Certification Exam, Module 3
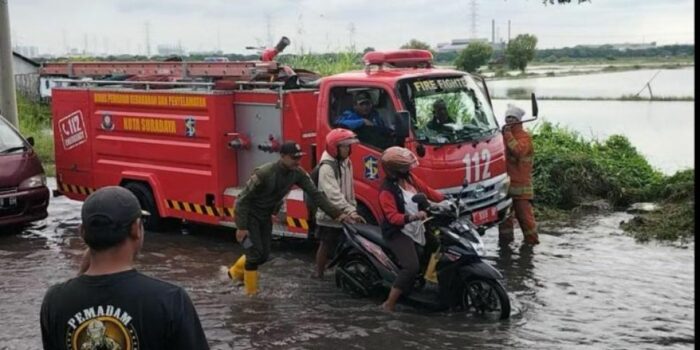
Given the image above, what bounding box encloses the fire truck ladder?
[40,60,281,80]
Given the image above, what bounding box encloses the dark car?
[0,114,49,228]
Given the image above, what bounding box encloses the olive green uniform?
[235,161,342,269]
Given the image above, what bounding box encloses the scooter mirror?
[411,193,430,211]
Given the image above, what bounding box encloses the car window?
[0,118,26,153]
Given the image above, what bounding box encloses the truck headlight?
[19,174,46,190]
[498,176,510,198]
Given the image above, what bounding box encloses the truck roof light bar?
[362,50,433,71]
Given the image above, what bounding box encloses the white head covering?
[505,104,526,121]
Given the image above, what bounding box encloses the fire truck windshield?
[398,75,499,145]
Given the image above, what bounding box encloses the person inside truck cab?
[335,91,394,149]
[427,99,452,132]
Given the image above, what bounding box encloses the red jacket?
[379,174,445,228]
[503,124,534,199]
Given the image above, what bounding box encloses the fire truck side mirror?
[394,111,410,142]
[531,92,539,118]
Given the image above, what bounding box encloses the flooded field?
[488,67,695,176]
[491,99,694,175]
[487,67,695,99]
[0,179,694,349]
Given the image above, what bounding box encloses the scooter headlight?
[469,239,486,257]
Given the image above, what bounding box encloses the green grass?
[16,94,55,176]
[486,60,694,82]
[531,56,695,66]
[500,93,694,102]
[530,121,694,242]
[278,51,363,76]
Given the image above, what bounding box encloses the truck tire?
[123,182,170,232]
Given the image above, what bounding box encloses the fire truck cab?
[46,49,511,237]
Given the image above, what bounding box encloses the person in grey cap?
[40,186,209,349]
[228,141,354,296]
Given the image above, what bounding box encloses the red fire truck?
[44,46,514,238]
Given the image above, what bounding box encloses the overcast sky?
[8,0,695,56]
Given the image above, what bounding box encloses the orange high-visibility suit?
[499,123,539,245]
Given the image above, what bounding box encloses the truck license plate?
[1,197,17,208]
[472,206,498,226]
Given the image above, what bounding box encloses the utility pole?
[265,14,273,48]
[508,20,511,43]
[62,28,68,56]
[144,21,151,58]
[347,22,356,50]
[216,28,221,54]
[470,0,478,39]
[0,0,18,127]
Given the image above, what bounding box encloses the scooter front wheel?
[336,255,380,298]
[461,278,511,320]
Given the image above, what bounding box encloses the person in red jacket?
[499,104,540,246]
[378,146,445,312]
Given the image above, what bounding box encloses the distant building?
[13,45,39,59]
[157,44,187,56]
[436,38,505,53]
[190,50,224,56]
[12,51,40,75]
[12,51,41,100]
[578,42,657,51]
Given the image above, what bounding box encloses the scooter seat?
[345,223,388,247]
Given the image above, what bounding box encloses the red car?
[0,114,49,228]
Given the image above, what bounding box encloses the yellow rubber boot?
[227,255,246,282]
[244,269,259,296]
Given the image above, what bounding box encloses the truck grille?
[440,174,508,213]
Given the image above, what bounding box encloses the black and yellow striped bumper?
[165,199,234,218]
[59,183,95,196]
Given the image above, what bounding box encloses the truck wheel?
[356,203,377,226]
[123,182,170,232]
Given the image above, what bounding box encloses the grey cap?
[81,186,148,233]
[505,104,526,121]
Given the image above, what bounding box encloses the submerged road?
[0,183,694,349]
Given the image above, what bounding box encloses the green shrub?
[531,121,665,208]
[16,94,54,175]
[278,51,363,76]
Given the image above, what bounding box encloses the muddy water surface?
[0,180,694,349]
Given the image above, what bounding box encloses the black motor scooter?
[329,183,511,319]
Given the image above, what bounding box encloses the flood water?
[0,179,694,349]
[487,67,695,99]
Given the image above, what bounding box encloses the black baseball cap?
[81,186,149,250]
[279,141,306,158]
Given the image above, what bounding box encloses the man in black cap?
[40,186,209,349]
[229,141,353,296]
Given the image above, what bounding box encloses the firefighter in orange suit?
[498,104,540,246]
